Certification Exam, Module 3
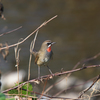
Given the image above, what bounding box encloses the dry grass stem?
[0,43,9,60]
[27,30,39,98]
[14,40,21,94]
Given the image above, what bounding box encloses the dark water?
[0,0,100,95]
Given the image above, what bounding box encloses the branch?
[2,64,100,93]
[27,30,39,97]
[5,88,79,100]
[44,52,100,94]
[4,76,97,100]
[78,75,100,98]
[0,15,57,50]
[0,26,22,37]
[53,76,97,97]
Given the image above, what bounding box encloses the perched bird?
[32,40,55,78]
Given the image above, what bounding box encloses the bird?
[32,40,55,78]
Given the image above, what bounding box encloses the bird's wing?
[32,50,37,57]
[35,53,39,64]
[32,50,39,64]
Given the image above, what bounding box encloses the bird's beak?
[48,42,56,47]
[51,42,56,45]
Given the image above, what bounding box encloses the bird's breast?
[37,50,52,66]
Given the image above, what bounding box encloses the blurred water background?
[0,0,100,98]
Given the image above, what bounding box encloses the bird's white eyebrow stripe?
[48,44,51,47]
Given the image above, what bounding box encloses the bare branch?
[44,52,100,94]
[0,26,22,37]
[2,64,100,94]
[78,75,100,98]
[28,30,39,81]
[14,40,21,94]
[5,89,79,100]
[53,76,97,97]
[0,15,58,50]
[27,30,39,98]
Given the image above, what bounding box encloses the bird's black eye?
[47,43,51,46]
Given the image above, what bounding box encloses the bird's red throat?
[47,46,51,52]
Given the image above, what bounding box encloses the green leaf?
[0,93,6,100]
[6,98,15,100]
[8,82,34,97]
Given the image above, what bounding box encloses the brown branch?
[14,40,21,94]
[52,64,100,77]
[53,76,97,97]
[39,79,48,100]
[4,86,79,100]
[44,52,100,94]
[70,52,100,72]
[5,93,37,99]
[78,75,100,98]
[89,93,100,98]
[0,26,22,37]
[28,30,39,81]
[0,15,57,50]
[65,52,100,80]
[27,30,39,97]
[40,96,79,100]
[2,64,100,94]
[5,89,79,100]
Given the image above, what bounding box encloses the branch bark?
[2,64,100,93]
[78,75,100,98]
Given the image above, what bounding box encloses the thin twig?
[27,30,39,98]
[78,75,100,98]
[53,76,97,97]
[0,15,57,50]
[0,26,22,37]
[14,40,21,94]
[28,30,39,81]
[4,87,79,100]
[39,79,48,100]
[5,89,79,100]
[3,76,99,100]
[44,52,100,94]
[67,52,100,78]
[2,64,100,94]
[5,93,37,99]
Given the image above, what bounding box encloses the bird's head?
[40,40,56,52]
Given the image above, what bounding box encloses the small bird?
[32,40,55,78]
